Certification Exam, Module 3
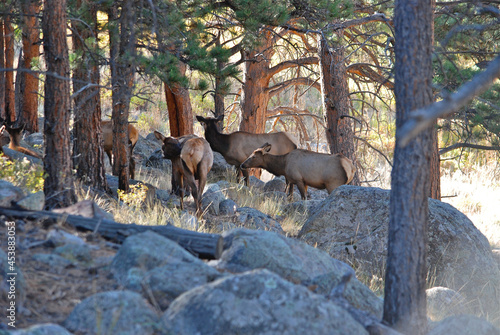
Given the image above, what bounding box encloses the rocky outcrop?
[298,185,500,322]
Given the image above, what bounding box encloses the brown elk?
[241,143,356,200]
[101,120,139,179]
[154,131,213,216]
[196,114,297,185]
[0,119,42,159]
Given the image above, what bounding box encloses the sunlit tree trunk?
[383,0,433,332]
[72,0,109,192]
[42,0,77,209]
[19,0,40,133]
[318,36,359,185]
[239,32,274,134]
[164,62,193,137]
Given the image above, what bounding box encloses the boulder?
[16,191,45,211]
[63,290,160,335]
[162,269,368,335]
[235,207,284,233]
[0,180,24,207]
[298,185,500,322]
[110,231,210,285]
[211,228,383,317]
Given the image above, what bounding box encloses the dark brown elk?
[154,131,213,216]
[241,143,356,200]
[0,120,42,159]
[196,114,297,185]
[101,120,139,179]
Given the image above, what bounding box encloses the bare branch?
[439,142,500,155]
[397,53,500,147]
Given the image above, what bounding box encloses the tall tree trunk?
[42,0,77,209]
[0,19,5,120]
[383,0,434,332]
[110,0,136,192]
[164,62,193,137]
[4,16,15,124]
[239,33,274,134]
[213,36,225,119]
[318,36,359,186]
[72,0,109,192]
[19,0,40,133]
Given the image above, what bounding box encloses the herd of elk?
[241,143,356,200]
[196,114,297,186]
[154,131,213,216]
[1,114,356,217]
[101,120,139,180]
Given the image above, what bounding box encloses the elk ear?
[154,130,166,142]
[262,143,272,153]
[215,114,224,123]
[195,115,206,124]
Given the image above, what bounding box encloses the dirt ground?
[1,215,119,330]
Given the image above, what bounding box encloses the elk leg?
[296,181,307,200]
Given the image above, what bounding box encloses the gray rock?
[248,176,265,189]
[201,183,226,215]
[139,262,222,310]
[53,243,92,266]
[63,290,160,335]
[263,178,287,192]
[144,148,170,170]
[427,287,468,322]
[208,151,233,179]
[47,229,86,247]
[32,254,73,272]
[235,207,284,233]
[110,231,207,286]
[298,185,500,322]
[428,315,500,335]
[24,133,44,147]
[11,323,73,335]
[162,269,368,335]
[219,199,238,216]
[16,191,45,211]
[212,228,383,317]
[0,180,24,207]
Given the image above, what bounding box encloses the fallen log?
[0,206,223,260]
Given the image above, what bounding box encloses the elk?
[196,114,297,185]
[0,120,42,159]
[241,143,356,200]
[101,120,139,179]
[154,131,213,216]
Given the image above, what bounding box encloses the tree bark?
[4,16,15,124]
[109,0,136,192]
[164,62,194,137]
[42,0,77,209]
[383,0,433,332]
[240,38,273,134]
[318,35,359,186]
[0,19,5,121]
[72,0,109,192]
[19,0,40,133]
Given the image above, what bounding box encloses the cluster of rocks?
[1,132,500,334]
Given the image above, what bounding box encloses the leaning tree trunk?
[318,35,359,186]
[383,0,434,332]
[4,16,15,124]
[72,0,109,192]
[42,0,77,209]
[164,62,193,137]
[19,0,40,133]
